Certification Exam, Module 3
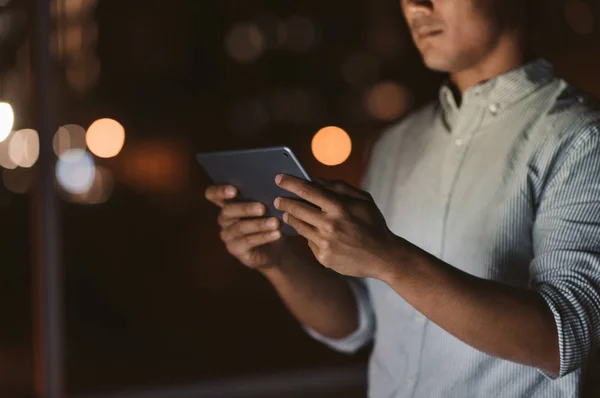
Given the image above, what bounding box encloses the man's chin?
[420,52,461,73]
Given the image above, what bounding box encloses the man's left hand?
[274,174,399,279]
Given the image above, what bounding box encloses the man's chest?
[375,109,543,283]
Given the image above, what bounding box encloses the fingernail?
[266,218,277,228]
[270,230,281,238]
[225,186,236,197]
[282,212,289,223]
[274,198,280,209]
[275,175,282,185]
[253,204,264,214]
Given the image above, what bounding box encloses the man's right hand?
[205,184,283,270]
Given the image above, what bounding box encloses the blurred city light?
[0,102,14,143]
[3,167,33,194]
[0,133,16,169]
[284,16,317,53]
[66,52,101,93]
[56,149,95,194]
[8,128,39,168]
[71,165,113,204]
[86,118,126,158]
[225,23,265,63]
[365,82,412,121]
[342,52,380,87]
[123,142,187,193]
[311,126,352,166]
[565,0,595,36]
[256,13,287,49]
[53,124,87,157]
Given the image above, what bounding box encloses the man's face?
[401,0,504,73]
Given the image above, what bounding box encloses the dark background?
[0,0,599,396]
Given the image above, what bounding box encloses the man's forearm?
[379,238,560,376]
[261,239,359,339]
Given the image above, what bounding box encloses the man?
[206,0,600,396]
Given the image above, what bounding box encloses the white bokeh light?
[8,128,39,168]
[54,124,87,157]
[56,149,95,194]
[0,102,14,143]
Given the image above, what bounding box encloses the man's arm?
[275,124,600,378]
[380,128,600,378]
[260,238,374,350]
[381,243,561,375]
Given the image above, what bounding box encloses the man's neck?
[450,32,527,94]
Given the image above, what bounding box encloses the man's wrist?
[374,235,419,285]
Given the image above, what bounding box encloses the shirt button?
[577,96,586,104]
[488,103,500,115]
[454,139,464,147]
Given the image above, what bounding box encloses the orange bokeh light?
[311,126,352,166]
[86,118,125,158]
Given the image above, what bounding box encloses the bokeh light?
[225,23,265,63]
[3,167,33,194]
[285,16,317,53]
[365,82,412,121]
[71,165,113,204]
[565,0,595,36]
[8,128,39,168]
[53,124,87,157]
[0,134,16,169]
[56,149,95,194]
[86,118,126,158]
[0,102,14,143]
[256,14,287,49]
[123,142,187,193]
[311,126,352,166]
[66,53,101,93]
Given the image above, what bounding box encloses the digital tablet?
[197,146,313,236]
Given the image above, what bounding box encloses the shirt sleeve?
[530,125,600,378]
[303,277,376,353]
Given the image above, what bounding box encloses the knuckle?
[299,186,311,199]
[317,250,330,264]
[321,221,336,235]
[319,238,331,250]
[244,234,258,248]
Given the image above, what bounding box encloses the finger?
[275,174,341,214]
[205,185,237,207]
[221,217,279,242]
[283,213,321,243]
[274,197,326,229]
[227,230,282,256]
[220,202,266,221]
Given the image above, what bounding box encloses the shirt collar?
[439,58,555,129]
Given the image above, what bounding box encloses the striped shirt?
[306,59,600,397]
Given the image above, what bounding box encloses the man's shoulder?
[532,80,600,165]
[544,80,600,138]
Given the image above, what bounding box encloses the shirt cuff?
[303,278,375,354]
[536,284,584,379]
